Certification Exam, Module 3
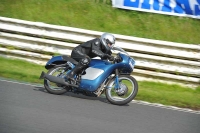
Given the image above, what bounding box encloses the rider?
[66,32,115,81]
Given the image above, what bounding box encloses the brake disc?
[116,83,128,96]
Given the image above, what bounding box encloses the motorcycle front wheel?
[44,66,70,95]
[105,75,138,105]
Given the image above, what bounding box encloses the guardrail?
[0,17,199,87]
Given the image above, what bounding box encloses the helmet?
[100,33,115,52]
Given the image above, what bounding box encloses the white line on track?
[131,100,200,114]
[0,79,42,87]
[1,79,200,114]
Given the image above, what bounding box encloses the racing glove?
[105,54,114,61]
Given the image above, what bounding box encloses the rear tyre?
[105,75,138,105]
[44,66,70,95]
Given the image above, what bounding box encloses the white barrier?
[0,17,199,86]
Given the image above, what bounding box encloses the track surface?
[0,80,199,133]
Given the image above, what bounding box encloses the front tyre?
[105,75,138,105]
[44,66,70,95]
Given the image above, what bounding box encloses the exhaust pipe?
[39,71,78,88]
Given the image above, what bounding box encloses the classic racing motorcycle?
[39,46,138,105]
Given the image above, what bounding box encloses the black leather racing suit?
[71,38,111,62]
[67,38,112,80]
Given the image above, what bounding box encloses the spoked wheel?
[44,66,71,95]
[105,75,138,105]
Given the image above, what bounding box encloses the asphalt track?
[0,80,200,133]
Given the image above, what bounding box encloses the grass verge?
[0,0,200,44]
[0,56,199,110]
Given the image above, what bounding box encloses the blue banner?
[112,0,200,19]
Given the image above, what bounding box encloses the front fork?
[114,69,120,90]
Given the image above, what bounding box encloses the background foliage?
[0,0,200,44]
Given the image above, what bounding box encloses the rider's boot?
[66,57,90,82]
[66,64,84,82]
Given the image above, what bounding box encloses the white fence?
[0,17,199,87]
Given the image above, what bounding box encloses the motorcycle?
[39,46,138,105]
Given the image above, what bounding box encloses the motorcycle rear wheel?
[105,75,138,105]
[44,66,70,95]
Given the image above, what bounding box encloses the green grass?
[136,81,200,110]
[0,0,200,44]
[0,56,200,110]
[0,57,45,84]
